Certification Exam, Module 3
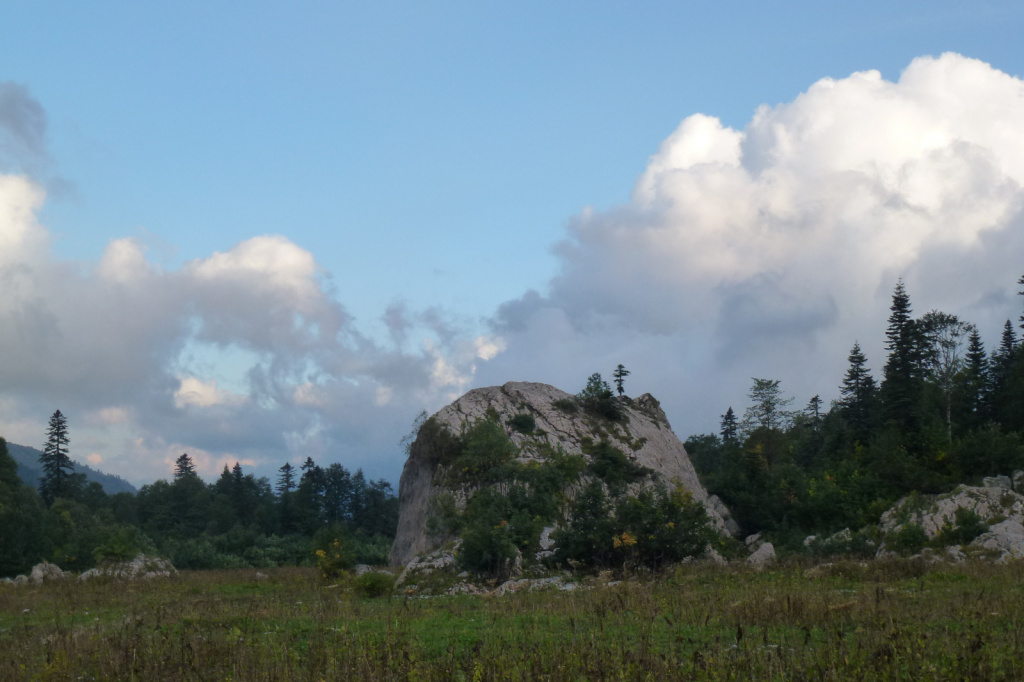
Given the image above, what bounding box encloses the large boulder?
[879,485,1024,560]
[390,381,736,567]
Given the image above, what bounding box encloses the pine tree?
[720,407,738,442]
[612,364,631,398]
[39,409,72,506]
[1019,274,1024,331]
[173,453,197,480]
[840,342,877,442]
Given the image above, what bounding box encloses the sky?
[1,1,1023,486]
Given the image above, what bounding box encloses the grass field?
[2,559,1024,680]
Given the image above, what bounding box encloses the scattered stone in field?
[78,554,177,582]
[747,543,775,568]
[254,572,269,581]
[30,562,66,584]
[744,533,764,553]
[492,577,574,596]
[880,485,1024,540]
[13,575,29,586]
[827,528,853,544]
[704,546,727,566]
[447,582,487,596]
[984,476,1012,489]
[395,550,457,586]
[946,545,965,562]
[803,535,816,547]
[353,564,372,576]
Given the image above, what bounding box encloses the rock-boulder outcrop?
[390,381,736,567]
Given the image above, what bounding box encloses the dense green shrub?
[888,523,929,556]
[554,482,714,570]
[577,373,624,421]
[935,507,988,546]
[584,439,650,491]
[509,413,536,434]
[353,571,395,598]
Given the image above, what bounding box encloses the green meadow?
[3,559,1024,680]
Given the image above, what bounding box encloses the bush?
[552,398,579,414]
[311,531,356,579]
[888,523,928,556]
[935,508,988,546]
[578,373,623,421]
[353,571,395,598]
[509,413,536,434]
[585,439,650,491]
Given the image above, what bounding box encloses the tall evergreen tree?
[880,280,926,431]
[277,462,296,495]
[612,364,630,398]
[1019,274,1024,331]
[173,453,197,480]
[962,327,990,429]
[720,407,738,443]
[840,341,876,440]
[39,410,73,506]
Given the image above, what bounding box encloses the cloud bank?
[0,171,497,482]
[482,53,1024,434]
[2,53,1023,483]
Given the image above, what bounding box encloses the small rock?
[353,564,372,576]
[1013,470,1024,491]
[254,572,269,581]
[704,546,727,566]
[983,475,1012,489]
[538,526,556,551]
[803,535,817,547]
[744,533,764,553]
[747,543,776,568]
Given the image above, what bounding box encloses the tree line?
[0,425,398,577]
[687,276,1024,550]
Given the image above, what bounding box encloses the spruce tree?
[880,280,926,431]
[39,409,72,506]
[720,407,738,442]
[741,378,794,433]
[277,462,296,495]
[840,341,877,441]
[963,327,989,428]
[173,453,197,480]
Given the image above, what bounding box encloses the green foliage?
[888,523,929,556]
[508,413,536,434]
[457,489,520,576]
[578,373,624,421]
[935,508,988,546]
[554,482,715,570]
[583,439,650,491]
[446,419,518,485]
[352,571,395,598]
[552,397,579,414]
[313,535,355,579]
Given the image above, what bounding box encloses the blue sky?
[2,2,1023,485]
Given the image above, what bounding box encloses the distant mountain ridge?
[6,441,138,496]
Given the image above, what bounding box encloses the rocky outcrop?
[879,483,1024,560]
[78,554,177,582]
[390,381,736,567]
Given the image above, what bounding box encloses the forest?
[0,431,398,577]
[687,276,1024,551]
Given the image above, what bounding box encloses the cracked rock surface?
[389,381,736,567]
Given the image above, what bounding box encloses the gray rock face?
[747,542,776,567]
[78,554,177,582]
[389,381,736,567]
[879,485,1024,560]
[30,562,65,584]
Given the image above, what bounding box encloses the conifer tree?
[741,378,794,433]
[840,341,876,441]
[962,327,989,428]
[277,462,296,495]
[880,280,926,431]
[39,409,72,506]
[612,364,630,398]
[719,407,738,442]
[173,453,197,480]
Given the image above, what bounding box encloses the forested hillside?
[6,442,136,495]
[0,440,398,577]
[687,277,1024,551]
